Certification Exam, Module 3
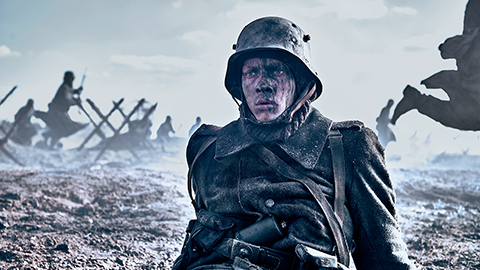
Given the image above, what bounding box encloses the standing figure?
[155,115,175,151]
[391,0,480,130]
[173,17,416,270]
[188,116,202,137]
[376,99,396,147]
[34,71,88,149]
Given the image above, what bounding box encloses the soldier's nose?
[256,86,274,93]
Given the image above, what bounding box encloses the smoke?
[384,117,480,170]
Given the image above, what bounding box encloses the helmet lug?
[225,17,323,104]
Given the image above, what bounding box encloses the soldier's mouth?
[255,99,276,110]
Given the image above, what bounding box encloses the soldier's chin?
[254,112,281,122]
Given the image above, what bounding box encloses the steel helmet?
[225,16,322,102]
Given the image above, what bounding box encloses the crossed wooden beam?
[77,98,124,151]
[0,91,32,166]
[77,98,158,163]
[119,102,157,150]
[0,86,158,166]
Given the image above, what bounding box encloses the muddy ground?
[392,167,480,270]
[0,141,479,269]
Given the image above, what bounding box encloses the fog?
[1,0,476,168]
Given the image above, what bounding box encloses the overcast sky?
[1,0,477,158]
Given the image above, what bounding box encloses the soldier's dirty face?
[241,58,296,122]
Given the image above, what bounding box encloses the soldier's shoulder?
[192,124,221,137]
[331,120,378,142]
[186,124,220,164]
[331,120,382,154]
[331,120,364,130]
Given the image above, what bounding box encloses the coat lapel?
[214,108,332,170]
[214,119,255,159]
[278,109,332,170]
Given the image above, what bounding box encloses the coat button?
[265,199,275,208]
[239,247,250,258]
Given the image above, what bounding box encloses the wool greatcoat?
[181,108,416,270]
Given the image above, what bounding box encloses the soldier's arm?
[340,124,416,270]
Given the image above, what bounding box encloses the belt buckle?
[231,239,260,263]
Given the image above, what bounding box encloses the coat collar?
[215,108,332,170]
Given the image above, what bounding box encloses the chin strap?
[288,80,316,120]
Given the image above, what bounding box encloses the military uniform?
[174,108,415,270]
[174,16,416,270]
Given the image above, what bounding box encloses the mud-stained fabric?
[180,107,416,270]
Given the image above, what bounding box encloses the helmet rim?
[224,16,323,102]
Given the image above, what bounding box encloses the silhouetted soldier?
[11,99,39,146]
[376,99,396,147]
[155,115,175,151]
[35,71,88,149]
[188,116,202,137]
[391,0,480,130]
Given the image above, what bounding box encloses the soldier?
[156,115,175,140]
[155,115,175,151]
[174,17,416,270]
[34,71,88,149]
[11,99,40,146]
[391,0,480,130]
[188,116,202,137]
[375,99,396,147]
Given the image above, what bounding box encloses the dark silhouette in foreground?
[391,0,480,131]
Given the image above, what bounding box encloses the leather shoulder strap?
[249,144,350,267]
[328,129,346,226]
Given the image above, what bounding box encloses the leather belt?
[214,238,295,270]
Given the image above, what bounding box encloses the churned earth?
[0,138,479,269]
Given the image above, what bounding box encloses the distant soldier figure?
[11,99,39,146]
[391,0,480,130]
[376,99,396,147]
[188,116,202,137]
[35,71,88,149]
[155,115,175,151]
[156,115,175,140]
